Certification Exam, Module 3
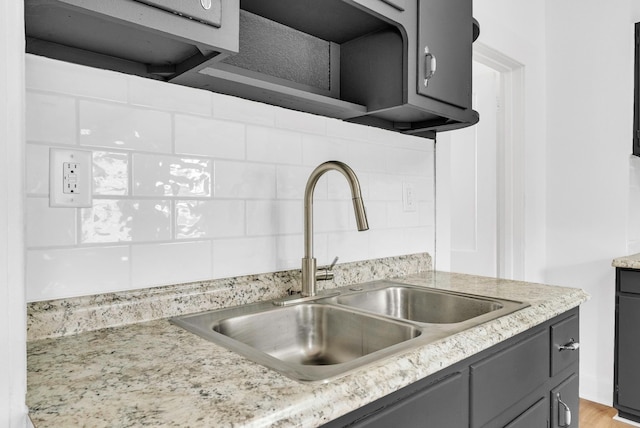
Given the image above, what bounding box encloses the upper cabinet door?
[417,0,472,109]
[133,0,222,27]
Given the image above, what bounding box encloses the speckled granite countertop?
[27,255,589,428]
[612,253,640,269]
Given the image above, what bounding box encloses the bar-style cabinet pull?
[423,46,437,87]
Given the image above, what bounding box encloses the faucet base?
[301,257,317,297]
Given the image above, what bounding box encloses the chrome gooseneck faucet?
[301,161,369,297]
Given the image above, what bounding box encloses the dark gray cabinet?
[352,371,468,428]
[416,0,472,109]
[25,0,239,80]
[504,397,548,428]
[324,308,580,428]
[24,0,479,138]
[346,0,479,138]
[615,268,640,423]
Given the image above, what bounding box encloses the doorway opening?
[435,42,525,280]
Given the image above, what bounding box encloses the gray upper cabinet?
[345,0,479,138]
[24,0,479,138]
[25,0,239,80]
[417,0,471,109]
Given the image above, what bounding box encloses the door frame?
[435,41,525,280]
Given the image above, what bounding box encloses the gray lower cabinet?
[352,371,468,428]
[615,268,640,423]
[324,308,580,428]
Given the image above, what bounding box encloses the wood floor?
[580,399,638,427]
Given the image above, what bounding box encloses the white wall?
[25,55,436,302]
[437,0,548,281]
[1,0,27,426]
[545,0,638,405]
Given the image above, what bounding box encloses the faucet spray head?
[352,197,369,231]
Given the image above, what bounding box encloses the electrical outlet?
[49,148,93,208]
[403,182,416,212]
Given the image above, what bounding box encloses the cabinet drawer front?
[619,269,640,294]
[550,314,580,376]
[470,330,549,428]
[134,0,222,27]
[504,397,548,428]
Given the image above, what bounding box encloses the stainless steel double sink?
[170,280,529,383]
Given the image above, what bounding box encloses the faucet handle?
[316,256,339,281]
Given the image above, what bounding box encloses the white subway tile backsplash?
[314,200,350,232]
[246,200,302,236]
[26,197,76,248]
[212,236,277,278]
[326,230,370,264]
[133,154,212,197]
[26,55,128,102]
[129,76,212,115]
[79,101,171,152]
[368,229,409,259]
[275,107,326,135]
[131,241,212,288]
[418,201,435,226]
[387,203,420,228]
[93,151,129,196]
[175,114,245,159]
[386,148,431,175]
[26,92,76,145]
[302,134,349,166]
[246,126,302,165]
[213,93,275,126]
[411,177,434,201]
[25,56,436,301]
[326,117,368,141]
[368,174,403,201]
[359,201,388,229]
[26,246,131,301]
[276,165,327,200]
[26,144,50,195]
[176,200,245,239]
[81,199,171,243]
[402,227,434,255]
[214,161,276,199]
[327,170,368,200]
[345,141,389,173]
[276,234,304,270]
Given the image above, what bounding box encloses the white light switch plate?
[402,182,416,212]
[49,148,93,208]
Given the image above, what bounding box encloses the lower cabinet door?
[551,373,579,428]
[354,372,468,428]
[617,294,640,412]
[505,397,548,428]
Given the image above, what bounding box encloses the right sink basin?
[333,282,527,325]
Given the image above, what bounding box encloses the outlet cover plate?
[49,148,93,208]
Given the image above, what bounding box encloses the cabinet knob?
[557,393,572,427]
[558,339,580,352]
[423,46,437,87]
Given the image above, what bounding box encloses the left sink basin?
[171,302,422,383]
